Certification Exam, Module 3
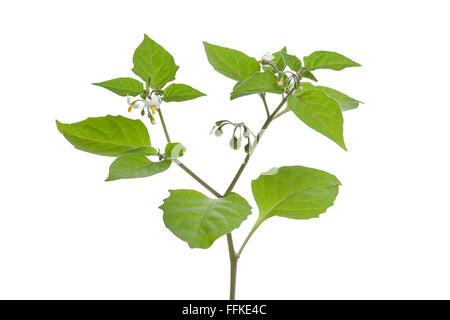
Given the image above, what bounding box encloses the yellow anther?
[151,106,156,114]
[257,60,262,64]
[128,106,132,112]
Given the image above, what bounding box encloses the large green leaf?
[160,190,252,249]
[303,51,361,71]
[300,82,362,111]
[162,83,206,102]
[230,71,283,100]
[288,90,346,150]
[56,115,151,156]
[92,77,143,97]
[203,42,260,81]
[132,34,179,89]
[106,154,171,181]
[252,166,340,221]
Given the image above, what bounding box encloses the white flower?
[261,52,275,62]
[145,95,162,114]
[126,95,142,112]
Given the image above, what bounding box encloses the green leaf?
[288,90,346,150]
[281,51,301,71]
[300,82,362,111]
[203,42,260,81]
[56,115,151,156]
[132,34,179,89]
[230,71,283,100]
[162,83,206,102]
[303,51,361,71]
[123,146,158,156]
[160,190,252,249]
[165,142,186,158]
[301,70,318,82]
[106,154,170,181]
[92,77,143,97]
[252,166,340,221]
[272,47,287,72]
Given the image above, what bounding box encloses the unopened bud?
[243,128,250,138]
[215,128,223,137]
[229,136,241,150]
[277,80,283,86]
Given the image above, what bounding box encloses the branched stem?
[157,109,222,198]
[156,91,292,300]
[225,93,291,195]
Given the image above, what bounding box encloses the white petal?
[262,53,274,61]
[150,95,161,108]
[127,95,132,105]
[133,101,142,109]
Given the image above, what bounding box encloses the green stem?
[157,109,221,197]
[259,93,270,118]
[224,91,291,300]
[157,108,171,143]
[227,233,237,300]
[224,94,290,195]
[156,91,291,300]
[172,159,222,198]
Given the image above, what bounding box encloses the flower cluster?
[126,93,162,124]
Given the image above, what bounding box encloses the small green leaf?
[165,142,186,158]
[106,154,171,181]
[56,115,151,156]
[252,166,340,221]
[230,72,283,100]
[281,51,301,72]
[272,47,287,72]
[303,51,361,71]
[162,83,206,102]
[160,190,252,249]
[288,90,346,150]
[300,82,362,111]
[301,70,318,82]
[203,42,260,81]
[92,77,143,97]
[132,34,179,89]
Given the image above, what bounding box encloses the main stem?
[224,93,291,300]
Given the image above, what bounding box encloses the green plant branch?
[157,109,222,198]
[224,92,291,196]
[172,159,222,198]
[259,93,270,118]
[157,91,291,300]
[237,218,264,258]
[157,108,171,143]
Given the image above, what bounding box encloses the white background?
[1,0,449,300]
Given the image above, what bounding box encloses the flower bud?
[243,128,250,138]
[215,128,223,137]
[277,80,283,87]
[229,136,241,150]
